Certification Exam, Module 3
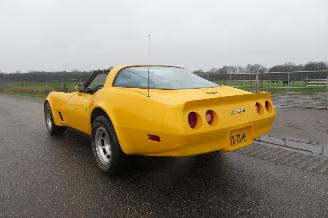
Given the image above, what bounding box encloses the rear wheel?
[91,115,126,176]
[44,102,66,135]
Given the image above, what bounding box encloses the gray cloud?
[0,0,327,72]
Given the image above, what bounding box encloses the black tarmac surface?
[1,94,328,217]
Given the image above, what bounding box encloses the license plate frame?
[229,126,250,146]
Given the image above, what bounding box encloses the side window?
[86,73,107,91]
[114,69,148,87]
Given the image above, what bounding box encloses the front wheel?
[91,115,126,176]
[44,102,66,135]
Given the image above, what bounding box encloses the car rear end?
[148,90,275,156]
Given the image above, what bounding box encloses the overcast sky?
[0,0,327,72]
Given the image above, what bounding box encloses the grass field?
[219,80,327,93]
[0,81,77,97]
[0,80,327,97]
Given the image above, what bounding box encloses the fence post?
[305,77,308,87]
[287,73,291,105]
[326,74,328,109]
[326,74,328,92]
[255,73,259,92]
[287,72,290,91]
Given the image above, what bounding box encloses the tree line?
[0,69,108,82]
[0,62,327,82]
[194,61,328,74]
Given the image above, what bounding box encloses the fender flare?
[90,106,128,154]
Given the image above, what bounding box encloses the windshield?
[113,66,218,89]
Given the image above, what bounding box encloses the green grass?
[219,80,327,93]
[0,91,47,98]
[0,80,327,97]
[0,81,77,97]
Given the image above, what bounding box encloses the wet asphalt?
[0,94,328,217]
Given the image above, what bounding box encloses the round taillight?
[265,100,271,112]
[188,112,197,129]
[206,110,214,125]
[255,102,261,113]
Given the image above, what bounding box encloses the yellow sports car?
[44,65,275,175]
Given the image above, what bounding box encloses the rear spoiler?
[183,92,272,109]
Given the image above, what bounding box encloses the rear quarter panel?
[94,87,181,154]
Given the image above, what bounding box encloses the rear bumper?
[123,114,275,157]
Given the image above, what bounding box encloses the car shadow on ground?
[59,128,223,178]
[46,128,265,216]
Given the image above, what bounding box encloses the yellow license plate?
[229,127,250,146]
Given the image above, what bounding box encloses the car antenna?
[147,33,151,97]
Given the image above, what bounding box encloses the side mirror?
[85,87,95,94]
[75,84,83,92]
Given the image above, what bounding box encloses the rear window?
[113,66,218,89]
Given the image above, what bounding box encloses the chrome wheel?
[95,127,112,165]
[45,105,52,130]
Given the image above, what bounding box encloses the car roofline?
[114,64,185,71]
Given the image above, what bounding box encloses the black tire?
[44,102,66,135]
[91,115,126,176]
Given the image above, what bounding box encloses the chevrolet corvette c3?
[44,65,276,175]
